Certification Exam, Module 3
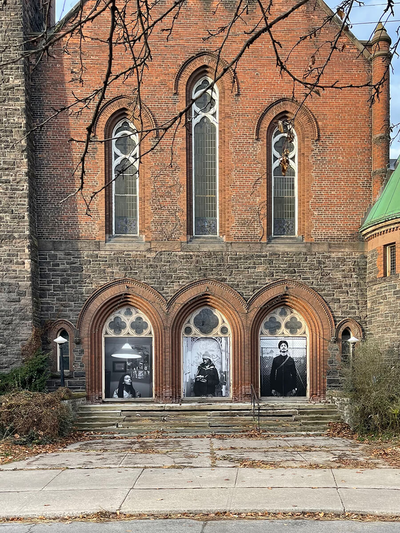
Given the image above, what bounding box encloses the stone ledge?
[38,239,366,253]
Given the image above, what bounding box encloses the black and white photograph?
[260,336,307,397]
[182,336,230,398]
[104,338,153,399]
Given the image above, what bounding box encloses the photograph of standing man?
[270,340,297,396]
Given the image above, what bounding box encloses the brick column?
[371,23,391,201]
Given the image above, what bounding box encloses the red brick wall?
[33,0,374,243]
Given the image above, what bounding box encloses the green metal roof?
[361,163,400,232]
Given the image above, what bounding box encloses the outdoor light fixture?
[348,335,359,368]
[111,343,142,359]
[53,335,68,387]
[348,336,359,345]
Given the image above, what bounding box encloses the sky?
[56,0,400,159]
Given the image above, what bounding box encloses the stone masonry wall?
[0,0,40,371]
[366,248,400,350]
[38,241,367,391]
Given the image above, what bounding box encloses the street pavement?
[0,521,400,532]
[0,435,399,520]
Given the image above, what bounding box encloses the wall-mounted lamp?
[54,335,68,387]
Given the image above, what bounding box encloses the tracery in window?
[192,77,219,236]
[272,124,298,236]
[112,119,139,235]
[260,306,307,397]
[182,306,230,397]
[103,306,153,399]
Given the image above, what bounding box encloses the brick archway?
[168,279,247,401]
[77,279,166,402]
[247,280,335,400]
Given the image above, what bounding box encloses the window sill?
[183,236,226,251]
[106,235,145,243]
[187,236,225,243]
[102,235,150,251]
[269,236,304,244]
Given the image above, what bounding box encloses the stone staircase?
[74,400,342,435]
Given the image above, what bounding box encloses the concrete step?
[74,401,341,435]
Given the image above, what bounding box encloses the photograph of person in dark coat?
[194,352,220,397]
[270,340,297,396]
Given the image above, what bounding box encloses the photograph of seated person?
[113,374,138,398]
[193,352,220,397]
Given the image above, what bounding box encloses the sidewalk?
[0,435,399,519]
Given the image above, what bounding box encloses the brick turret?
[370,23,391,201]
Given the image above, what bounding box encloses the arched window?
[336,320,362,367]
[259,306,307,397]
[182,306,230,397]
[112,119,139,235]
[192,77,219,236]
[103,306,153,399]
[57,329,70,372]
[341,327,351,364]
[272,124,298,236]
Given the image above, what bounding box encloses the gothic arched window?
[192,77,219,236]
[112,119,139,235]
[272,124,298,236]
[57,329,70,372]
[103,306,153,399]
[341,327,351,364]
[259,306,307,397]
[182,306,230,397]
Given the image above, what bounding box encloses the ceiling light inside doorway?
[111,343,142,358]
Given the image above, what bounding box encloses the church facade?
[0,0,396,403]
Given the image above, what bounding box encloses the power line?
[350,19,400,24]
[352,2,400,5]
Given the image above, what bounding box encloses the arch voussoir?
[248,280,334,400]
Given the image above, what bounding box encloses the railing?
[250,383,261,431]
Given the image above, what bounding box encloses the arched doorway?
[182,306,231,398]
[103,305,153,399]
[259,306,308,397]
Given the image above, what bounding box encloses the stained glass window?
[182,306,230,398]
[112,119,139,235]
[192,77,218,236]
[272,125,297,236]
[103,306,153,399]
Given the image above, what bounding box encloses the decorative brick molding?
[77,279,166,401]
[167,279,247,401]
[47,319,76,373]
[255,98,319,142]
[94,95,158,138]
[174,51,240,96]
[91,95,157,240]
[335,318,363,366]
[247,279,335,400]
[363,224,400,278]
[335,318,363,341]
[254,98,320,241]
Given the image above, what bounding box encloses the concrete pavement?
[1,521,400,533]
[0,435,399,519]
[0,519,399,533]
